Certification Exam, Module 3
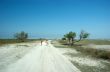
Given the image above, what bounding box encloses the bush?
[96,51,110,59]
[73,46,110,60]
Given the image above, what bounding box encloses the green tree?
[83,33,89,39]
[14,31,28,42]
[62,37,66,40]
[79,30,89,41]
[64,31,76,45]
[70,32,76,45]
[64,34,71,45]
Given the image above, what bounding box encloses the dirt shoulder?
[0,42,38,70]
[52,40,110,72]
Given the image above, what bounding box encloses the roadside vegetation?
[0,39,40,45]
[51,30,110,61]
[71,46,110,60]
[0,31,44,46]
[14,31,28,42]
[52,39,110,72]
[59,39,110,45]
[54,39,110,60]
[62,30,89,45]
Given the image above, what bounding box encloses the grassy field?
[75,39,110,45]
[0,39,41,46]
[71,46,110,60]
[59,39,110,45]
[52,39,110,60]
[52,40,110,72]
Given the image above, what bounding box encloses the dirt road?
[0,41,81,72]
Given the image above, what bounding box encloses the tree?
[14,31,28,42]
[83,33,89,39]
[70,32,76,45]
[62,37,66,40]
[64,31,76,45]
[64,34,71,45]
[79,30,89,41]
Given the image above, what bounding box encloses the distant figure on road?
[40,38,43,46]
[2,39,81,72]
[46,40,49,45]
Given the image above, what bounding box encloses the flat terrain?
[53,40,110,72]
[0,40,110,72]
[0,42,37,70]
[0,41,81,72]
[83,44,110,51]
[58,48,110,72]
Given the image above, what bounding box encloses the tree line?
[14,30,89,43]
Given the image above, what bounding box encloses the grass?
[75,39,110,45]
[52,40,110,72]
[58,39,110,45]
[53,39,110,60]
[0,39,41,46]
[71,46,110,60]
[71,61,110,72]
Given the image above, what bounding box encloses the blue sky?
[0,0,110,39]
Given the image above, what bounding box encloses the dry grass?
[0,39,40,46]
[59,39,110,45]
[75,39,110,45]
[72,46,110,60]
[54,39,110,60]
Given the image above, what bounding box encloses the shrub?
[73,46,110,60]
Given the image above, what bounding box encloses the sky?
[0,0,110,39]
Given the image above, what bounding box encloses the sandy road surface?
[0,41,81,72]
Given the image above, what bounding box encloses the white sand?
[0,43,33,70]
[58,48,108,68]
[84,44,110,51]
[69,57,105,68]
[0,41,81,72]
[58,48,79,54]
